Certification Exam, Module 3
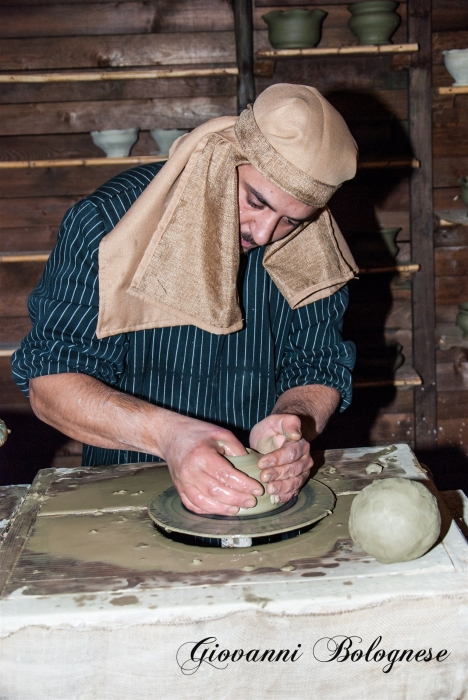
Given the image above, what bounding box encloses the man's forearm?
[272,384,340,441]
[29,373,177,458]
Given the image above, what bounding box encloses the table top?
[1,443,467,630]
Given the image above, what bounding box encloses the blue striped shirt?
[11,163,355,466]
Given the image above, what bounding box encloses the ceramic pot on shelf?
[262,9,328,50]
[456,302,468,339]
[379,226,401,258]
[348,1,401,46]
[90,128,139,158]
[150,128,189,156]
[443,49,468,87]
[458,176,468,207]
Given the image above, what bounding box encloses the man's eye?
[247,197,262,209]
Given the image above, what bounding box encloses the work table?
[1,444,467,699]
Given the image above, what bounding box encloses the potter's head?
[235,84,358,251]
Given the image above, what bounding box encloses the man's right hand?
[159,414,264,515]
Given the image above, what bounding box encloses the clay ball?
[348,477,441,564]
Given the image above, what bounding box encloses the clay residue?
[110,595,140,606]
[40,467,173,516]
[24,497,356,577]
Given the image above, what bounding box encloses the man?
[12,84,358,517]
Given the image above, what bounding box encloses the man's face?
[237,164,317,252]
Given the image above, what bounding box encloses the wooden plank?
[434,157,468,189]
[435,225,468,248]
[234,0,255,112]
[0,197,80,228]
[0,74,237,105]
[438,390,468,420]
[0,264,45,316]
[0,32,239,71]
[0,318,31,342]
[437,418,468,448]
[434,247,468,276]
[0,0,236,37]
[437,362,468,391]
[434,187,467,211]
[408,0,436,450]
[369,412,414,443]
[435,276,468,305]
[433,8,468,32]
[0,96,235,136]
[345,298,413,330]
[436,304,459,325]
[0,227,57,252]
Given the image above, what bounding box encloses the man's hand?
[160,414,265,516]
[249,414,313,504]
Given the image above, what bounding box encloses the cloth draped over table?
[96,84,359,339]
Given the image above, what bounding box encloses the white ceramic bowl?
[443,48,468,86]
[150,128,189,156]
[91,128,139,158]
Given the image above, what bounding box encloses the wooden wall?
[0,0,467,488]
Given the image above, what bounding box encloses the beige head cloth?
[97,84,358,339]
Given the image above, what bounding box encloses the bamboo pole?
[354,376,422,388]
[0,252,51,263]
[359,263,420,274]
[438,85,468,95]
[0,346,19,357]
[0,66,239,84]
[0,155,166,169]
[358,158,420,169]
[257,43,419,59]
[0,156,420,170]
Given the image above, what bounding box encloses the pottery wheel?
[148,479,336,541]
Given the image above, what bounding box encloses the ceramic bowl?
[225,448,283,516]
[443,49,468,86]
[457,303,468,338]
[262,9,327,50]
[91,128,139,158]
[150,128,189,156]
[458,176,468,206]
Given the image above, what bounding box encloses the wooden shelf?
[359,263,420,275]
[0,66,239,84]
[0,156,165,170]
[358,159,420,170]
[354,365,422,389]
[257,43,419,59]
[438,86,468,95]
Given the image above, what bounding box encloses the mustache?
[240,231,256,245]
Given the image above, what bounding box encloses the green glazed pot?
[262,9,327,50]
[456,303,468,339]
[458,176,468,207]
[379,227,401,258]
[348,1,401,46]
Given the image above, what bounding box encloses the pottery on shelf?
[262,9,328,50]
[225,449,283,516]
[458,176,468,207]
[348,1,401,46]
[443,49,468,87]
[379,226,401,258]
[150,128,189,156]
[90,128,139,158]
[456,302,468,339]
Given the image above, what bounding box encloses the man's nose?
[252,214,279,246]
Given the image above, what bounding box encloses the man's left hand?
[249,414,313,503]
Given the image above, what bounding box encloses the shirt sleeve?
[11,199,129,398]
[277,286,356,411]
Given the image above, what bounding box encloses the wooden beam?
[408,0,437,449]
[233,0,255,113]
[359,263,420,274]
[257,43,419,58]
